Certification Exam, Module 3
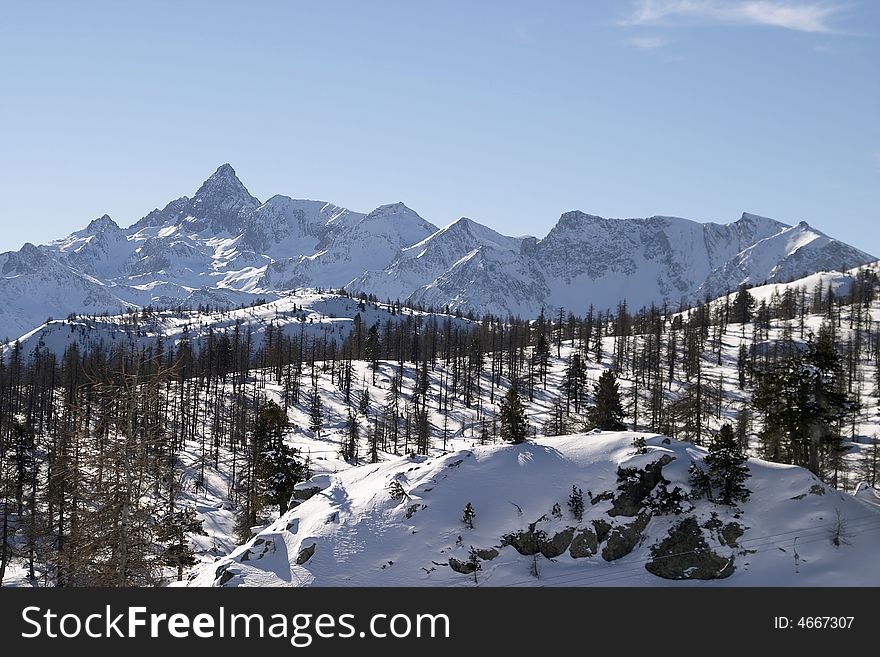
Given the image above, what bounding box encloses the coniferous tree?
[387,479,407,501]
[543,402,568,437]
[533,333,551,384]
[256,442,304,516]
[563,353,589,414]
[341,410,359,463]
[238,399,297,537]
[688,462,713,501]
[702,424,751,505]
[156,506,206,582]
[461,502,475,529]
[358,386,371,417]
[737,344,749,389]
[253,398,288,449]
[568,485,584,521]
[754,329,854,476]
[467,546,482,584]
[731,284,755,324]
[308,386,324,437]
[586,370,626,431]
[499,385,528,444]
[368,424,380,463]
[364,324,380,383]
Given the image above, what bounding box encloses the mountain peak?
[204,163,243,186]
[439,216,484,236]
[367,201,416,216]
[366,202,418,218]
[193,164,259,208]
[189,164,260,230]
[737,212,787,228]
[449,216,477,228]
[84,214,120,234]
[554,211,607,231]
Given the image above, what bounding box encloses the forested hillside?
[1,265,879,586]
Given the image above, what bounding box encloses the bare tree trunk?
[0,501,9,585]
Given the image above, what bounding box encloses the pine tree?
[690,424,751,505]
[688,462,713,500]
[461,502,475,529]
[587,370,626,431]
[156,507,206,582]
[568,485,584,521]
[499,385,529,444]
[388,480,408,501]
[534,333,551,383]
[368,423,380,463]
[705,424,750,504]
[754,329,854,476]
[737,343,749,389]
[467,546,482,584]
[256,442,304,515]
[563,353,589,414]
[308,386,323,437]
[358,386,371,417]
[253,399,288,449]
[341,410,359,463]
[731,284,755,324]
[238,399,297,537]
[364,324,380,382]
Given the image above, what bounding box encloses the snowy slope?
[185,432,880,587]
[1,163,874,340]
[3,291,474,359]
[6,268,880,587]
[258,203,437,292]
[348,216,528,306]
[0,243,136,341]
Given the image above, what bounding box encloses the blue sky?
[1,1,878,255]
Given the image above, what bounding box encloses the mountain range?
[1,163,874,341]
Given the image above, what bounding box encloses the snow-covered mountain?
[367,211,874,317]
[1,164,874,340]
[184,432,880,587]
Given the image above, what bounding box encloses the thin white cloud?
[622,1,845,34]
[626,35,670,49]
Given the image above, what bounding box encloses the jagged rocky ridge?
[1,164,874,340]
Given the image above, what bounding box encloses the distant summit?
[188,163,261,233]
